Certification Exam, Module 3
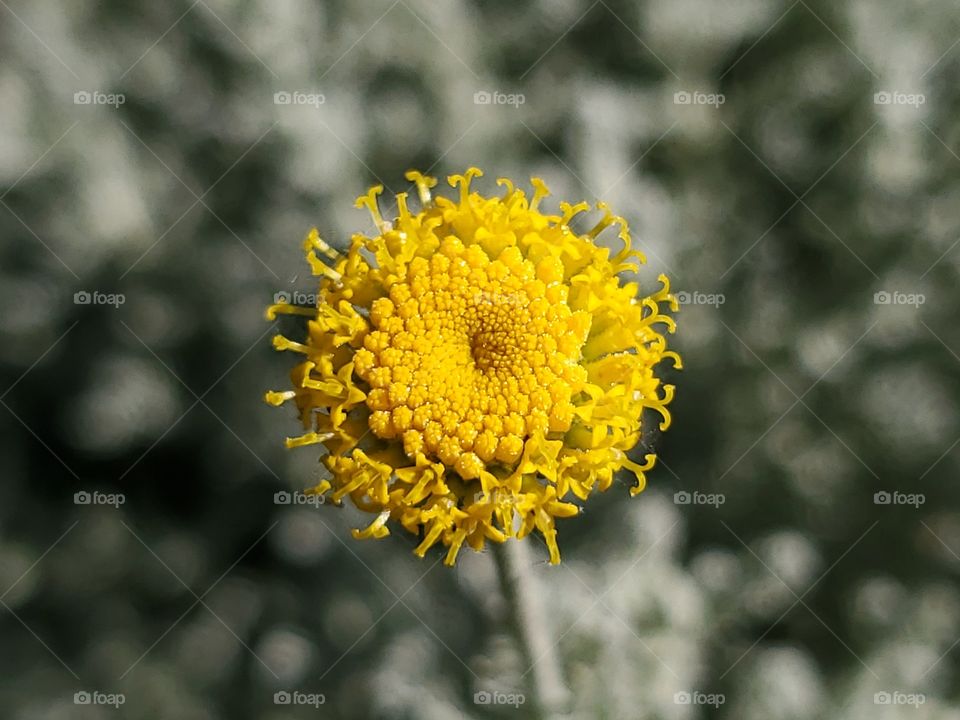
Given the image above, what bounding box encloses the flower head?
[265,168,680,565]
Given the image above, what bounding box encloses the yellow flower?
[265,168,680,565]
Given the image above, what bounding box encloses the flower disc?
[266,168,680,565]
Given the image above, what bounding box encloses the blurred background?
[1,0,959,717]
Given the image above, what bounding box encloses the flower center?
[352,236,591,479]
[467,294,522,371]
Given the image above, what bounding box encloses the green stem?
[491,539,569,719]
